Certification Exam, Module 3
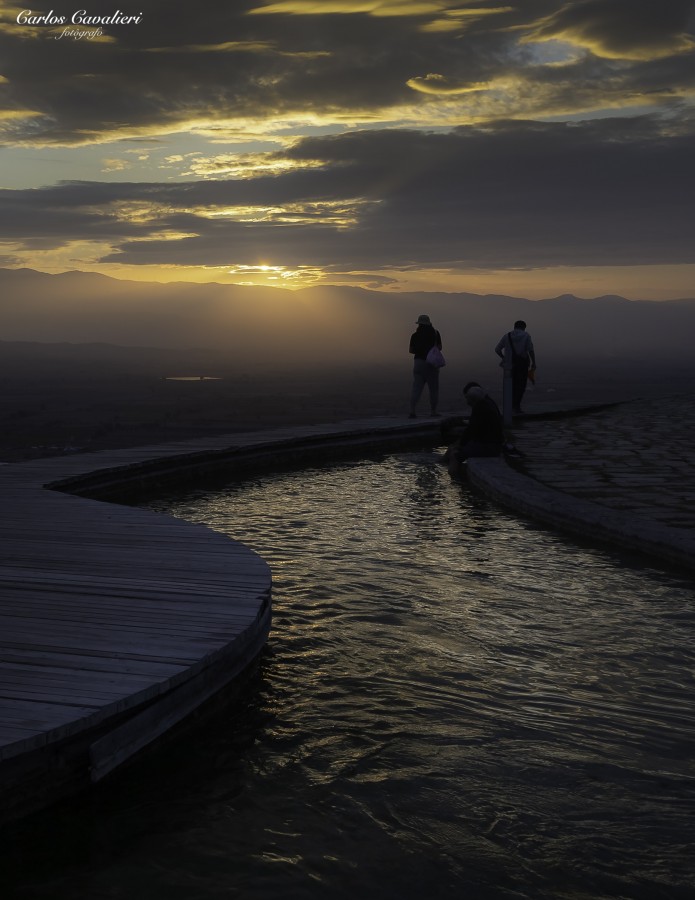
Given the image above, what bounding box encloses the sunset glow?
[0,0,693,300]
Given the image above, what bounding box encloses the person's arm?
[527,337,536,369]
[458,405,480,444]
[436,330,442,350]
[494,336,505,359]
[456,424,471,449]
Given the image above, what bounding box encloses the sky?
[0,0,694,299]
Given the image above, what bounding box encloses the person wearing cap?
[408,314,443,418]
[446,382,504,476]
[494,320,536,414]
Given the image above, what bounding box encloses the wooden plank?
[0,723,44,743]
[0,414,428,808]
[0,648,186,677]
[0,597,259,624]
[0,664,169,693]
[89,615,269,782]
[0,641,198,666]
[0,593,260,618]
[0,698,102,726]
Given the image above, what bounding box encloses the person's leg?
[427,365,440,415]
[460,441,501,459]
[512,360,528,411]
[410,359,427,415]
[511,363,521,409]
[447,448,462,477]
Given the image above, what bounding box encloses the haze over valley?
[3,268,695,372]
[2,268,694,461]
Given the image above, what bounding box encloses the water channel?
[3,448,695,899]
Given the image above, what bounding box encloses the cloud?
[183,150,327,179]
[406,74,489,95]
[525,0,695,61]
[1,1,691,147]
[420,6,514,34]
[1,0,693,296]
[101,158,132,172]
[247,1,452,16]
[146,40,277,54]
[2,119,693,274]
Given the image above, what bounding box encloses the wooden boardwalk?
[0,415,442,822]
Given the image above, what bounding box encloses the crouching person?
[447,382,504,477]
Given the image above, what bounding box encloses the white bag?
[426,345,446,368]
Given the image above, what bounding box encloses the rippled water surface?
[5,450,695,899]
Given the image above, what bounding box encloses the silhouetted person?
[409,314,442,418]
[495,320,536,414]
[447,382,504,476]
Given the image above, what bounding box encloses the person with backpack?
[494,320,536,414]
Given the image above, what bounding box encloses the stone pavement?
[511,394,695,531]
[466,394,695,572]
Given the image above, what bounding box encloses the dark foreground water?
[4,450,695,899]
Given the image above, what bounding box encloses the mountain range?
[2,268,694,374]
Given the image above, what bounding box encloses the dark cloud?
[0,1,465,143]
[2,119,693,269]
[1,1,692,145]
[528,0,695,59]
[1,1,693,285]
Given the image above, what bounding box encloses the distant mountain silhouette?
[1,268,694,373]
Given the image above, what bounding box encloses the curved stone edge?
[466,457,695,573]
[41,418,445,502]
[0,484,274,822]
[0,418,442,796]
[88,596,272,783]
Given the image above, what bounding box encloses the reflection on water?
[164,375,222,381]
[3,450,695,899]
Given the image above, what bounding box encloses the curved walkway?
[468,394,695,572]
[0,415,442,824]
[2,401,692,823]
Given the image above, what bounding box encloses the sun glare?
[226,264,327,287]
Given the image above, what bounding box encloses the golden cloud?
[248,1,450,17]
[182,151,327,178]
[528,31,694,61]
[225,263,327,287]
[421,6,513,34]
[523,11,695,62]
[101,158,131,172]
[147,40,275,54]
[147,40,330,59]
[0,238,117,272]
[0,21,45,38]
[0,107,42,121]
[407,73,489,95]
[198,198,373,226]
